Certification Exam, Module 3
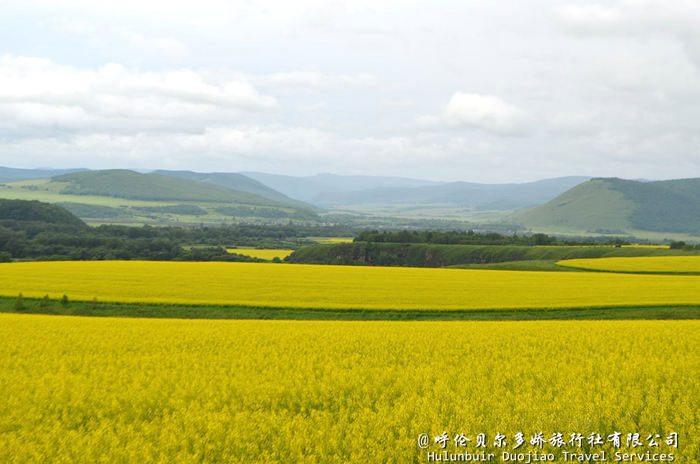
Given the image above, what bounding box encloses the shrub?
[14,293,24,311]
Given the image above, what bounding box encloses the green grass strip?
[1,296,698,321]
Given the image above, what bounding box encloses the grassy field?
[0,314,696,463]
[450,260,582,272]
[2,261,700,311]
[4,295,699,320]
[559,256,700,274]
[227,248,294,260]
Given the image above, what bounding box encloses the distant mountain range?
[307,176,591,210]
[514,177,700,235]
[242,172,442,203]
[0,166,86,183]
[1,166,698,236]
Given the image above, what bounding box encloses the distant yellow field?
[1,261,700,310]
[559,256,700,273]
[310,237,354,244]
[0,315,697,463]
[227,248,293,260]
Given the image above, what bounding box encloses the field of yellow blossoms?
[559,256,700,274]
[226,248,294,260]
[1,261,700,310]
[0,314,697,463]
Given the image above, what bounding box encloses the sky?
[1,0,699,182]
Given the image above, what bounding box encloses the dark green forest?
[0,199,354,262]
[353,229,629,246]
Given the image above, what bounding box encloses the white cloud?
[254,72,376,91]
[558,4,622,26]
[0,55,277,135]
[120,31,190,61]
[420,92,531,135]
[0,127,450,174]
[557,1,700,69]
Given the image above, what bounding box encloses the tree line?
[0,220,356,262]
[353,230,631,246]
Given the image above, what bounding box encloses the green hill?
[152,170,316,210]
[0,170,319,224]
[0,199,86,229]
[515,178,700,235]
[52,170,279,205]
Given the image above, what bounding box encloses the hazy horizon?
[0,164,671,184]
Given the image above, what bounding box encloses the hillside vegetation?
[0,170,319,224]
[0,199,351,261]
[288,242,697,267]
[152,170,314,210]
[53,170,277,204]
[0,199,86,228]
[515,177,700,235]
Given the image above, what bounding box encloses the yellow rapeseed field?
[0,314,697,463]
[1,261,700,310]
[226,248,294,260]
[316,237,354,243]
[559,256,700,273]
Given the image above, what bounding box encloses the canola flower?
[226,248,294,260]
[559,256,700,274]
[313,237,354,243]
[1,261,700,310]
[0,314,697,463]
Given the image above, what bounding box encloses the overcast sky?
[1,0,699,182]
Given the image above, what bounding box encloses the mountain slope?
[152,170,315,210]
[0,199,87,229]
[515,177,700,235]
[52,170,279,205]
[0,170,320,224]
[242,172,441,203]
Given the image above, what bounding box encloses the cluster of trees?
[0,225,257,261]
[0,200,357,262]
[0,223,356,261]
[353,230,630,246]
[670,241,700,250]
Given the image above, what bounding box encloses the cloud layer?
[0,0,699,182]
[0,55,276,136]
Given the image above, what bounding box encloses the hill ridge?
[515,177,700,235]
